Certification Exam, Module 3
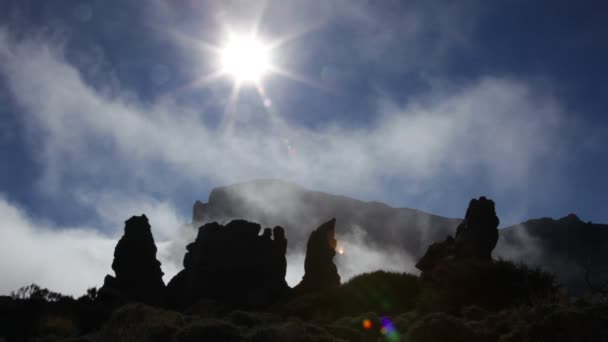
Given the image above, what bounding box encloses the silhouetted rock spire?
[416,196,500,273]
[166,219,289,308]
[294,218,341,294]
[454,196,500,259]
[99,215,165,305]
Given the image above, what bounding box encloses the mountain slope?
[192,179,608,294]
[193,179,461,259]
[496,214,608,293]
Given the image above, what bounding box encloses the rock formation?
[416,197,499,273]
[294,218,341,294]
[99,215,165,305]
[454,196,500,259]
[166,220,289,308]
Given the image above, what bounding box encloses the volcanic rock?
[294,218,341,294]
[416,197,499,273]
[99,215,165,305]
[166,220,289,308]
[454,196,500,259]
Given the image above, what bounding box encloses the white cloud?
[0,29,567,200]
[76,190,187,241]
[0,195,114,296]
[0,193,189,296]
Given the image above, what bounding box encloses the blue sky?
[0,0,607,294]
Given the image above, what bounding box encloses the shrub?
[247,320,342,342]
[10,284,70,302]
[227,310,279,328]
[417,259,558,312]
[461,305,488,321]
[176,320,242,342]
[406,312,477,342]
[37,314,78,338]
[96,304,184,342]
[323,324,367,342]
[285,271,420,320]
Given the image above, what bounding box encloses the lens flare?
[380,317,400,341]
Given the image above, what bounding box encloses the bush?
[247,320,342,342]
[176,320,242,342]
[406,312,477,342]
[227,310,279,328]
[11,284,70,302]
[323,324,367,342]
[526,305,608,341]
[96,304,184,342]
[417,259,558,312]
[461,305,488,321]
[36,314,78,338]
[285,271,420,320]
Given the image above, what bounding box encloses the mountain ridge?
[192,179,608,294]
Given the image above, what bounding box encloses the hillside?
[193,179,608,294]
[193,179,461,260]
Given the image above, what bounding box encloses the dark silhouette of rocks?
[415,236,456,273]
[166,220,289,308]
[416,197,499,273]
[454,196,499,259]
[294,218,341,294]
[99,215,165,305]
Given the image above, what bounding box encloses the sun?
[220,34,272,83]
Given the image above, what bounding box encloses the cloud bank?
[0,29,566,199]
[0,195,114,296]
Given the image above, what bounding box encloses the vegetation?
[1,260,606,341]
[10,284,69,302]
[416,259,558,313]
[284,271,420,320]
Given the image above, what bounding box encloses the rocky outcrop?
[99,215,165,305]
[416,197,499,274]
[294,218,341,294]
[454,196,499,259]
[166,220,289,308]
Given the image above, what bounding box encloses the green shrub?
[323,324,368,342]
[417,259,558,312]
[285,271,420,320]
[461,305,488,321]
[247,320,343,342]
[97,304,184,342]
[227,310,279,328]
[36,313,78,338]
[247,326,282,342]
[406,312,477,342]
[176,320,242,342]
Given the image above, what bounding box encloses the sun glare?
[220,34,272,83]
